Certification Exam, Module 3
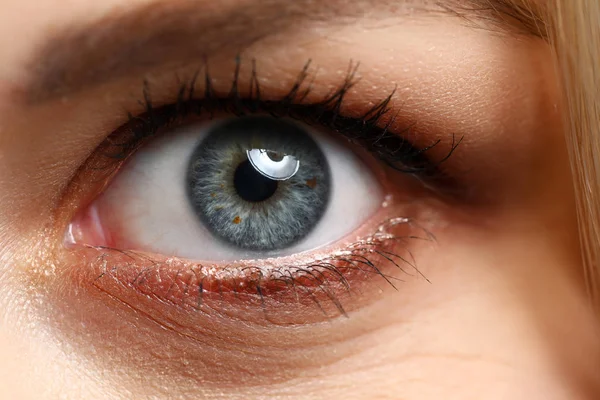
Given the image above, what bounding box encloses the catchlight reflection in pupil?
[186,116,331,252]
[246,149,300,181]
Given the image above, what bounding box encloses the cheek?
[387,217,599,398]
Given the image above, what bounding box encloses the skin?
[0,0,599,399]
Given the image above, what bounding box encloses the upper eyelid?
[101,60,458,180]
[23,0,544,104]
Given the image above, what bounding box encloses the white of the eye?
[100,118,382,261]
[246,149,300,181]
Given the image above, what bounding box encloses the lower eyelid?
[36,210,441,389]
[63,212,434,325]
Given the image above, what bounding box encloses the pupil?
[233,160,278,202]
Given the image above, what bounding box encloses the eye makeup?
[98,60,459,178]
[60,58,455,323]
[68,215,435,324]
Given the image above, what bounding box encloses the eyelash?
[89,217,433,319]
[101,59,459,179]
[79,58,451,319]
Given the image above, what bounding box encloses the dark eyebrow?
[24,0,544,103]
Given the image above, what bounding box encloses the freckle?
[306,177,317,189]
[233,216,242,224]
[214,206,224,211]
[210,193,217,198]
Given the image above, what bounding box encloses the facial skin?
[0,0,599,399]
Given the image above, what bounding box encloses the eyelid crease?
[23,0,544,103]
[99,59,460,186]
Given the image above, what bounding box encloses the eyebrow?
[25,0,544,103]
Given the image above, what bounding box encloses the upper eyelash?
[104,58,461,177]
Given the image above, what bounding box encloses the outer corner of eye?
[67,115,385,262]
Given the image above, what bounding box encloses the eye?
[70,115,382,260]
[61,61,453,321]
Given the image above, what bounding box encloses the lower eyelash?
[78,217,433,321]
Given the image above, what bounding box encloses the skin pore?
[0,0,599,399]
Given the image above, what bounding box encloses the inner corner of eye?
[66,115,385,262]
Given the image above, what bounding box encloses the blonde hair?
[550,0,600,307]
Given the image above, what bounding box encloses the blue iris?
[186,116,331,252]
